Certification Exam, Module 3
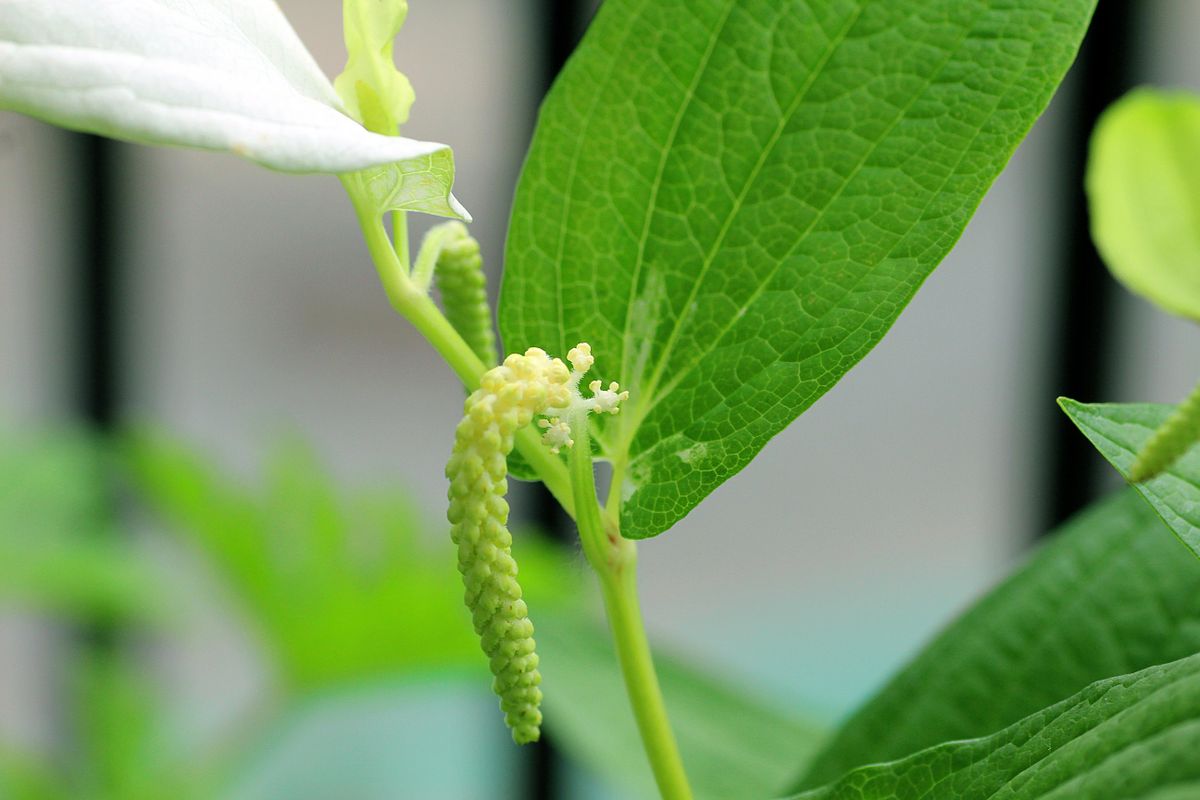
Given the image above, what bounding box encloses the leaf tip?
[1056,396,1082,416]
[449,193,473,223]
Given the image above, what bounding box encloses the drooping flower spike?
[413,221,498,367]
[444,343,626,742]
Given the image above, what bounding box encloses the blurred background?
[2,1,1200,798]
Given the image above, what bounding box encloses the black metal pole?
[1037,0,1141,535]
[75,133,120,430]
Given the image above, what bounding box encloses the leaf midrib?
[625,4,867,416]
[617,0,739,392]
[622,6,1009,461]
[976,666,1200,800]
[548,3,649,358]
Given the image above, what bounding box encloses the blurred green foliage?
[122,432,578,691]
[0,432,161,621]
[0,429,812,799]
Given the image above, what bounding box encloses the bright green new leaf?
[0,0,466,220]
[501,0,1097,538]
[789,651,1200,799]
[1060,399,1200,561]
[793,490,1200,791]
[1087,89,1200,320]
[335,0,415,135]
[533,610,825,800]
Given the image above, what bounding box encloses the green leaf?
[500,0,1097,538]
[533,610,825,800]
[1087,89,1200,320]
[122,431,575,690]
[789,651,1200,799]
[0,431,165,623]
[0,0,466,219]
[1060,399,1200,560]
[335,0,415,135]
[0,749,65,800]
[73,651,213,800]
[794,490,1200,791]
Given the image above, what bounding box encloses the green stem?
[1130,376,1200,482]
[345,180,688,796]
[570,411,693,800]
[392,210,410,272]
[344,181,574,515]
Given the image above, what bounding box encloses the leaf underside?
[0,0,466,219]
[1060,399,1200,561]
[793,489,1200,791]
[501,0,1097,538]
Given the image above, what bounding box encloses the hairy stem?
[1130,376,1200,482]
[570,411,693,800]
[344,183,574,515]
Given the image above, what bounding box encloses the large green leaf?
[533,610,824,800]
[794,490,1200,791]
[500,0,1096,538]
[789,651,1200,799]
[1060,399,1200,560]
[1087,89,1200,320]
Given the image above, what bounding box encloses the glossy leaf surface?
[501,0,1096,537]
[794,490,1200,790]
[1060,399,1200,560]
[791,652,1200,799]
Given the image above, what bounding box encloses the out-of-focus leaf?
[534,609,824,800]
[1060,399,1200,560]
[793,489,1200,790]
[122,431,576,690]
[0,0,466,219]
[73,652,212,800]
[0,750,64,800]
[0,432,164,622]
[221,680,511,800]
[334,0,414,134]
[1087,89,1200,320]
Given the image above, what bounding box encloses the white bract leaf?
[0,0,468,219]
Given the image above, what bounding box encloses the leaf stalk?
[570,409,693,800]
[343,181,575,516]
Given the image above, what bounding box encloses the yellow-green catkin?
[430,222,498,366]
[1130,377,1200,482]
[444,348,571,743]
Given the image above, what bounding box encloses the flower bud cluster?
[445,343,629,743]
[445,347,571,744]
[537,343,630,453]
[432,222,497,366]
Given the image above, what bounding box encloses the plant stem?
[392,210,410,272]
[570,411,693,800]
[347,182,689,796]
[343,182,574,515]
